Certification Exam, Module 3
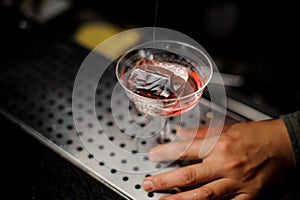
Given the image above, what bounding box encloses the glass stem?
[130,101,150,126]
[159,117,170,143]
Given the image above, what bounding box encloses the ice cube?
[126,59,189,99]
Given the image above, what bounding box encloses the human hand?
[142,119,295,200]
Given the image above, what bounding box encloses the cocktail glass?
[115,40,213,143]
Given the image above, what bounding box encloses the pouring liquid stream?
[153,0,159,49]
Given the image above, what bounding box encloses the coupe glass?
[115,40,213,143]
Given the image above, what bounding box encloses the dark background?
[2,0,299,115]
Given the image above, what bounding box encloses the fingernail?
[142,180,154,191]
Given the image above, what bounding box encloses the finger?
[142,162,221,192]
[177,124,232,140]
[177,126,208,140]
[231,193,250,200]
[149,139,203,162]
[158,178,238,200]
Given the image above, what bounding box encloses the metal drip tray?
[0,30,272,199]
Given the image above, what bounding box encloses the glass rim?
[115,40,213,102]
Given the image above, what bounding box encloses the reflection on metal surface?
[227,97,272,121]
[210,72,245,87]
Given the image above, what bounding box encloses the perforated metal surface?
[0,30,250,199]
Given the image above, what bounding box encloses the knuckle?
[181,168,197,185]
[199,187,216,200]
[215,135,232,152]
[229,157,245,169]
